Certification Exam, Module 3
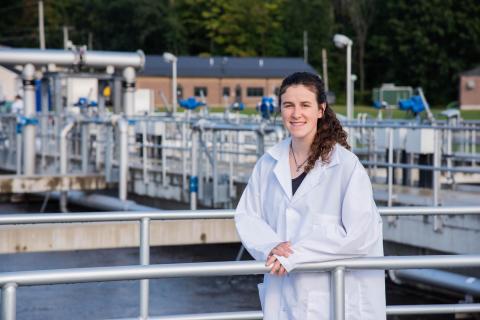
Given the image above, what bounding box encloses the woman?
[235,72,386,320]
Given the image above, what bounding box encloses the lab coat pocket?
[312,214,345,237]
[257,282,265,311]
[306,290,330,320]
[312,214,341,226]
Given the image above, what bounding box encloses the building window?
[235,85,242,98]
[177,84,183,98]
[194,86,208,97]
[222,87,230,97]
[247,87,264,97]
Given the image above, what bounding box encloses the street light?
[333,34,353,120]
[163,52,177,114]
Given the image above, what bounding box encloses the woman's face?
[280,85,325,142]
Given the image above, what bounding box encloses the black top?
[292,172,307,195]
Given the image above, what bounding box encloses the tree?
[334,0,376,101]
[366,0,480,105]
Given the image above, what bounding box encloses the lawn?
[158,105,480,120]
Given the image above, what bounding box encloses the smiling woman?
[235,72,386,320]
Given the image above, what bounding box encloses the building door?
[235,85,242,102]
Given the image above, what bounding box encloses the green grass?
[155,105,480,120]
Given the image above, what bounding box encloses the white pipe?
[83,50,144,69]
[22,64,36,176]
[172,59,177,114]
[392,269,480,297]
[190,130,198,210]
[122,67,136,116]
[0,49,77,66]
[346,43,353,120]
[0,48,144,69]
[118,118,129,202]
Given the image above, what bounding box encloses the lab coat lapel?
[291,145,340,204]
[270,138,293,200]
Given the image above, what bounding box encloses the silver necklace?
[290,141,308,172]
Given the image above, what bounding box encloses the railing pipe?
[1,207,480,225]
[140,217,150,319]
[2,282,17,320]
[1,255,480,287]
[332,267,345,320]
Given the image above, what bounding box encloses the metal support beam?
[22,64,36,176]
[332,267,345,320]
[140,217,150,319]
[2,283,17,320]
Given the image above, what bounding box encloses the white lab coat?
[235,138,386,320]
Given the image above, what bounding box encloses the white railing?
[1,256,480,320]
[1,206,480,320]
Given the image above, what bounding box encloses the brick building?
[459,66,480,110]
[137,56,317,108]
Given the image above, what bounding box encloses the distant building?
[0,65,21,102]
[459,66,480,110]
[137,56,317,108]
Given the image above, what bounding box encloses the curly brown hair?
[278,72,350,173]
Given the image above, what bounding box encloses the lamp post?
[333,34,353,120]
[163,52,177,114]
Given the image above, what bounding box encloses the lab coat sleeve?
[235,163,283,261]
[276,161,382,272]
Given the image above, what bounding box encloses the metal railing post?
[332,267,345,320]
[212,130,218,207]
[190,130,198,210]
[2,282,17,320]
[139,217,150,319]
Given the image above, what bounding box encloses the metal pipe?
[140,217,150,319]
[83,50,144,69]
[392,269,480,297]
[1,255,480,286]
[190,130,198,210]
[433,129,443,231]
[1,206,480,225]
[22,64,36,176]
[142,121,148,184]
[386,303,480,315]
[0,49,77,66]
[2,283,17,320]
[15,129,22,175]
[387,128,393,207]
[107,304,480,319]
[346,43,353,120]
[122,67,136,116]
[81,123,89,173]
[118,118,128,202]
[126,311,264,320]
[212,130,218,206]
[60,120,75,213]
[182,121,187,200]
[332,267,345,320]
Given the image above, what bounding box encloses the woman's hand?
[265,242,293,276]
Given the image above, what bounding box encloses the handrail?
[1,206,480,225]
[2,255,480,320]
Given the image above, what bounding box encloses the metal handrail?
[2,255,480,320]
[1,206,480,225]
